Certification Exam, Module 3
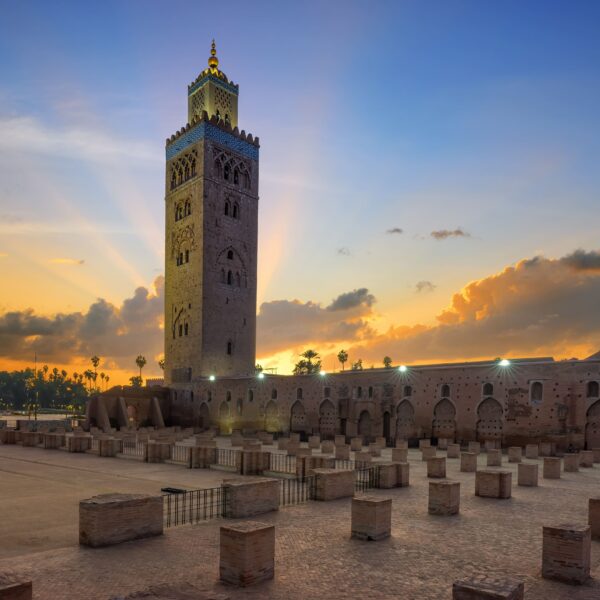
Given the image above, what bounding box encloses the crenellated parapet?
[165,111,259,161]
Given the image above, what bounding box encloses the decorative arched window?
[227,250,234,260]
[185,250,189,263]
[271,388,278,400]
[234,168,239,185]
[483,382,494,396]
[227,270,233,285]
[297,388,303,400]
[587,381,600,398]
[248,389,254,402]
[403,385,412,397]
[227,340,233,355]
[226,390,231,402]
[184,323,189,336]
[225,114,230,124]
[178,324,183,337]
[235,272,241,287]
[357,386,362,398]
[190,391,194,402]
[324,387,331,398]
[220,269,225,283]
[224,163,230,181]
[368,386,373,398]
[233,203,239,219]
[224,201,230,216]
[531,381,543,403]
[185,200,191,216]
[236,398,243,415]
[441,384,450,397]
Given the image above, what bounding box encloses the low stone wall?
[475,470,512,499]
[222,478,279,518]
[313,469,355,501]
[79,493,163,547]
[191,445,217,468]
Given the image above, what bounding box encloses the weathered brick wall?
[222,478,279,518]
[313,469,355,501]
[351,495,392,540]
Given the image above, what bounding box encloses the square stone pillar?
[0,581,33,600]
[377,463,397,488]
[243,440,262,451]
[468,441,480,455]
[219,521,275,586]
[394,462,410,487]
[588,498,600,540]
[428,480,460,516]
[542,524,590,584]
[350,437,362,451]
[579,450,594,468]
[539,442,555,457]
[321,441,335,454]
[421,446,436,461]
[231,434,243,447]
[447,443,460,458]
[308,435,320,449]
[437,438,449,450]
[507,447,522,463]
[99,438,120,458]
[460,452,477,472]
[392,448,407,462]
[452,577,524,599]
[67,434,91,453]
[335,445,350,460]
[313,469,355,501]
[543,457,561,479]
[486,449,502,467]
[286,442,300,456]
[369,444,382,457]
[277,438,288,451]
[395,439,408,449]
[563,453,579,472]
[354,452,372,467]
[427,457,446,478]
[484,440,499,452]
[375,436,386,448]
[525,444,539,459]
[475,470,512,499]
[351,495,392,540]
[79,493,163,547]
[419,439,431,449]
[517,463,538,486]
[335,434,346,447]
[289,433,300,444]
[592,448,600,463]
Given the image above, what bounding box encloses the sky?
[1,0,600,383]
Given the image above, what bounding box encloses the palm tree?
[83,369,94,392]
[135,355,147,381]
[383,356,392,368]
[105,375,110,389]
[351,359,363,371]
[100,372,105,390]
[90,356,100,389]
[293,349,322,375]
[337,350,348,371]
[158,358,165,371]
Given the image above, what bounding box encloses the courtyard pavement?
[0,443,599,599]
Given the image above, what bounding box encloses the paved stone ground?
[1,444,599,599]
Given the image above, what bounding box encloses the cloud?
[430,228,471,240]
[415,280,436,293]
[327,288,376,311]
[49,258,85,265]
[337,247,351,256]
[561,249,600,271]
[0,276,164,368]
[257,287,375,356]
[386,227,403,235]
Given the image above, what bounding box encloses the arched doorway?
[383,411,391,443]
[198,402,210,430]
[432,398,456,441]
[396,400,416,440]
[219,401,231,435]
[586,400,600,449]
[265,400,278,432]
[319,400,336,439]
[126,404,137,427]
[358,410,372,441]
[290,401,307,433]
[476,398,503,442]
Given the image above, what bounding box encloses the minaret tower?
[164,42,259,384]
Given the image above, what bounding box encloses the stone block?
[351,495,392,540]
[335,434,346,446]
[508,447,522,463]
[468,441,480,455]
[243,440,262,451]
[354,452,372,466]
[377,463,397,488]
[0,429,16,444]
[517,463,538,486]
[484,440,500,451]
[67,434,91,453]
[452,576,524,599]
[429,480,460,516]
[79,493,163,547]
[460,452,477,472]
[0,581,33,600]
[447,443,461,458]
[539,442,555,457]
[427,457,446,478]
[350,437,362,451]
[419,439,431,449]
[525,444,539,459]
[542,524,591,584]
[99,437,120,457]
[321,441,335,454]
[579,450,594,468]
[191,445,217,468]
[369,445,382,457]
[395,439,408,449]
[421,446,436,461]
[277,438,288,451]
[313,469,355,501]
[588,497,600,540]
[286,443,300,456]
[289,433,300,444]
[394,462,410,487]
[563,453,579,472]
[543,457,561,479]
[219,521,275,587]
[335,445,350,460]
[308,435,321,449]
[43,433,62,449]
[231,434,243,447]
[437,438,449,450]
[222,478,279,518]
[475,470,512,499]
[486,449,502,467]
[375,436,386,448]
[592,448,600,463]
[391,448,408,462]
[242,450,269,475]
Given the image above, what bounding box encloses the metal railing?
[269,453,297,475]
[355,466,380,492]
[170,444,191,466]
[216,448,242,470]
[334,459,357,470]
[121,440,146,458]
[163,486,228,527]
[279,476,315,506]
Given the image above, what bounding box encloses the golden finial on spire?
[208,39,219,70]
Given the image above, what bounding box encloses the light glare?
[399,365,407,373]
[499,359,510,367]
[209,374,216,381]
[257,372,265,379]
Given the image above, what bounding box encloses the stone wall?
[222,478,279,518]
